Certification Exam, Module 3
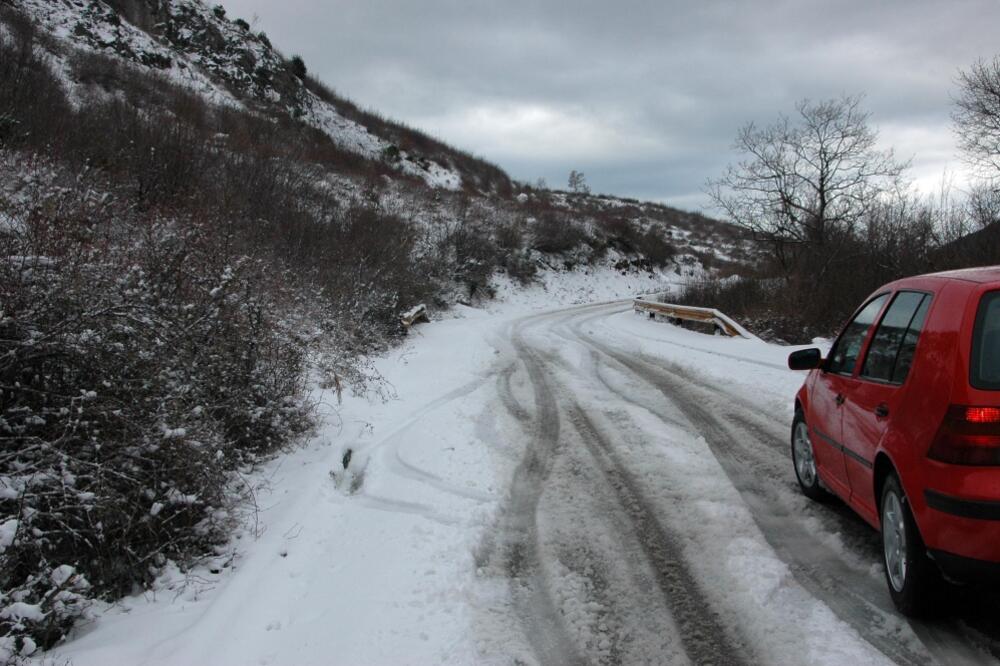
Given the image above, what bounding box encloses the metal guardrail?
[632,297,756,339]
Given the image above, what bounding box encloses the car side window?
[890,295,931,384]
[826,294,889,375]
[860,291,931,384]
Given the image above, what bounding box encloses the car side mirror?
[788,348,823,371]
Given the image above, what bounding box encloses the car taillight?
[928,405,1000,465]
[964,406,1000,424]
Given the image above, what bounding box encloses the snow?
[51,565,77,587]
[44,288,927,666]
[1,602,45,624]
[15,0,243,110]
[0,518,18,551]
[486,261,700,315]
[401,304,427,320]
[48,306,508,666]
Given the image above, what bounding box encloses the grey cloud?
[221,0,1000,209]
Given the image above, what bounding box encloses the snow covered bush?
[531,212,590,254]
[0,160,313,655]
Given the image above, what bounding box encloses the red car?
[788,267,1000,615]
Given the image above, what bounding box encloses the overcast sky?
[221,0,999,211]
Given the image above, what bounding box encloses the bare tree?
[968,180,1000,228]
[954,57,1000,176]
[568,169,590,194]
[706,95,908,276]
[954,57,1000,229]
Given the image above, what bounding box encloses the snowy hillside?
[7,0,751,283]
[16,0,463,190]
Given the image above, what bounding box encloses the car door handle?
[875,403,889,418]
[835,393,845,406]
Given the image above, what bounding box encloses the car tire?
[880,473,942,616]
[791,411,828,501]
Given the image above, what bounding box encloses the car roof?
[905,265,1000,285]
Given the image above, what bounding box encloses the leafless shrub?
[0,17,424,655]
[0,161,314,655]
[531,213,589,254]
[593,218,676,268]
[678,189,980,341]
[0,15,72,149]
[503,250,539,284]
[494,218,525,251]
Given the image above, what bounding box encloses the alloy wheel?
[882,490,908,592]
[793,421,817,488]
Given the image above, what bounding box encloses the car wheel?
[880,473,941,616]
[791,411,827,501]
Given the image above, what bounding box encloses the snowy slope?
[487,261,700,314]
[14,0,462,190]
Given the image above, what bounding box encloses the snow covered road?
[485,303,1000,665]
[52,301,1000,665]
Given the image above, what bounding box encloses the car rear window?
[971,290,1000,390]
[861,291,931,384]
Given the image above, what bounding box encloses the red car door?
[841,291,931,524]
[809,293,890,500]
[809,372,852,498]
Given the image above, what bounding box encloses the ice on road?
[51,302,1000,665]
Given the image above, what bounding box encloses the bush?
[448,222,501,299]
[288,55,307,80]
[531,213,588,253]
[633,227,676,267]
[674,194,985,341]
[503,250,538,284]
[0,17,72,149]
[0,162,314,655]
[0,18,406,655]
[494,219,525,251]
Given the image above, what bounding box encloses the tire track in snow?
[578,331,935,665]
[653,358,1000,666]
[491,342,683,663]
[492,316,584,665]
[496,358,531,423]
[494,309,750,666]
[564,403,750,666]
[569,308,992,665]
[352,362,503,512]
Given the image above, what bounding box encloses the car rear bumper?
[929,548,1000,584]
[924,489,1000,520]
[911,462,1000,563]
[916,487,1000,563]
